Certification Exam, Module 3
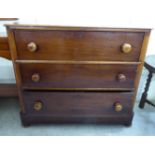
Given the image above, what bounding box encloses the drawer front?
[23,91,133,116]
[20,64,137,89]
[14,30,144,61]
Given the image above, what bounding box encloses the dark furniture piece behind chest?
[6,25,151,126]
[0,18,18,97]
[139,55,155,108]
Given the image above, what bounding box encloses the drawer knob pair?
[121,43,132,53]
[32,73,40,82]
[33,101,123,112]
[114,103,123,112]
[27,42,132,54]
[27,42,38,52]
[34,101,43,111]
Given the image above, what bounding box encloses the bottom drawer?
[22,91,133,117]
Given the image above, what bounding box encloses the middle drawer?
[19,63,137,89]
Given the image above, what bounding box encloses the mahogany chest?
[6,25,151,126]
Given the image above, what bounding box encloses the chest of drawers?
[6,25,151,126]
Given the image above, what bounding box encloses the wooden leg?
[139,93,147,108]
[20,112,31,127]
[139,71,152,109]
[21,122,31,127]
[124,121,132,127]
[124,112,133,127]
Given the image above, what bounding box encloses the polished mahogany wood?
[6,25,151,126]
[19,64,137,89]
[22,91,133,116]
[14,30,144,61]
[0,37,9,49]
[0,37,11,60]
[21,112,133,126]
[0,18,18,21]
[5,24,151,32]
[0,18,18,60]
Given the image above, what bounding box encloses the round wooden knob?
[117,74,126,82]
[32,73,40,82]
[34,101,43,111]
[27,42,37,52]
[121,43,132,53]
[114,103,123,112]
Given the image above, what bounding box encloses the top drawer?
[14,30,144,61]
